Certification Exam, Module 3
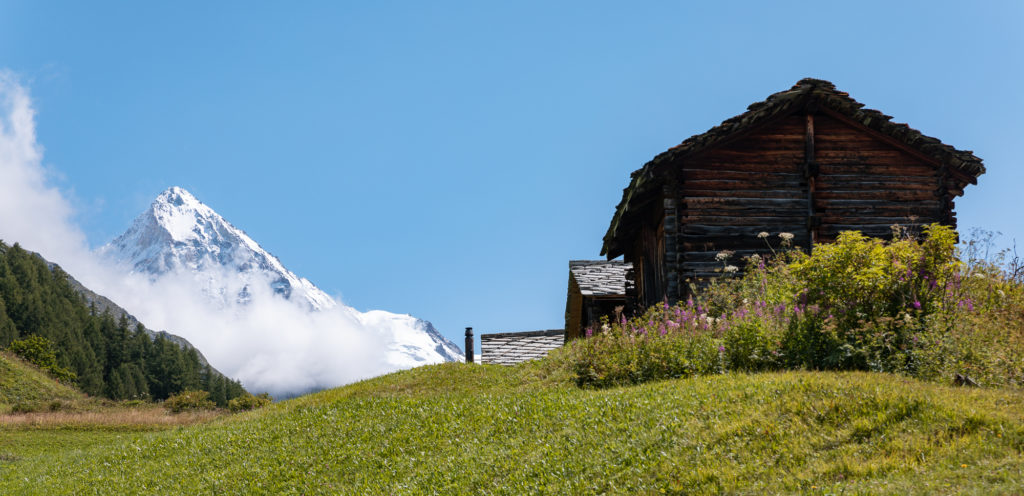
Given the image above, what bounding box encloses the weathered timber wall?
[675,114,809,283]
[627,204,666,307]
[628,111,958,310]
[813,113,943,241]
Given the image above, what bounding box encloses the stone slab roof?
[480,329,565,366]
[569,260,631,296]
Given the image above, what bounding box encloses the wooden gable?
[602,78,984,309]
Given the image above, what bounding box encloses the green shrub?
[10,401,43,414]
[227,393,272,412]
[165,390,216,413]
[7,335,77,383]
[554,224,1024,389]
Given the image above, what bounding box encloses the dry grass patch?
[0,406,225,430]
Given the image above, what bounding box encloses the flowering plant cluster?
[555,225,1024,389]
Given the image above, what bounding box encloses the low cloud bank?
[0,72,394,398]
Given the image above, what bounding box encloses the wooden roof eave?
[602,186,661,258]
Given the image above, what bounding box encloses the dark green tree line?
[0,241,245,402]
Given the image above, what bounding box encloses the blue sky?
[1,1,1022,350]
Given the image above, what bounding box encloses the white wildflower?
[779,232,795,241]
[757,231,770,239]
[715,250,734,261]
[724,265,739,273]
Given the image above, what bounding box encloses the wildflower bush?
[556,225,1024,388]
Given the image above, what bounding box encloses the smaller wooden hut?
[565,261,632,340]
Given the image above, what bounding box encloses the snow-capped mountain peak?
[98,186,464,392]
[100,186,335,310]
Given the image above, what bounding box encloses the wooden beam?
[805,112,818,247]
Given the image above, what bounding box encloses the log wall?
[812,112,943,241]
[675,114,809,286]
[627,111,955,309]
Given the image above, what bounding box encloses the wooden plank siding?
[661,112,948,303]
[674,114,809,285]
[812,113,943,242]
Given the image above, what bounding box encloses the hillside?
[1,363,1021,494]
[0,241,246,404]
[0,351,83,409]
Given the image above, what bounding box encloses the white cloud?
[0,72,403,399]
[0,71,89,265]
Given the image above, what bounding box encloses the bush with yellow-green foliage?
[7,335,77,384]
[559,224,1024,389]
[164,390,216,413]
[227,392,272,412]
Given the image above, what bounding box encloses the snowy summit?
[100,186,464,377]
[100,186,335,310]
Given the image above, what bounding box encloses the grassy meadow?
[0,363,1022,494]
[1,226,1022,494]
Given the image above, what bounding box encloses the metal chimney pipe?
[465,327,474,363]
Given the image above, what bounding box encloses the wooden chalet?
[564,260,631,340]
[602,78,985,310]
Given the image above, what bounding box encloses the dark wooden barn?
[601,78,985,310]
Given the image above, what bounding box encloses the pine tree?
[0,295,17,347]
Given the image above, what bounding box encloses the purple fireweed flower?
[585,328,594,337]
[718,345,726,353]
[912,300,922,310]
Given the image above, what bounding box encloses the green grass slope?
[0,351,83,410]
[1,363,1022,494]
